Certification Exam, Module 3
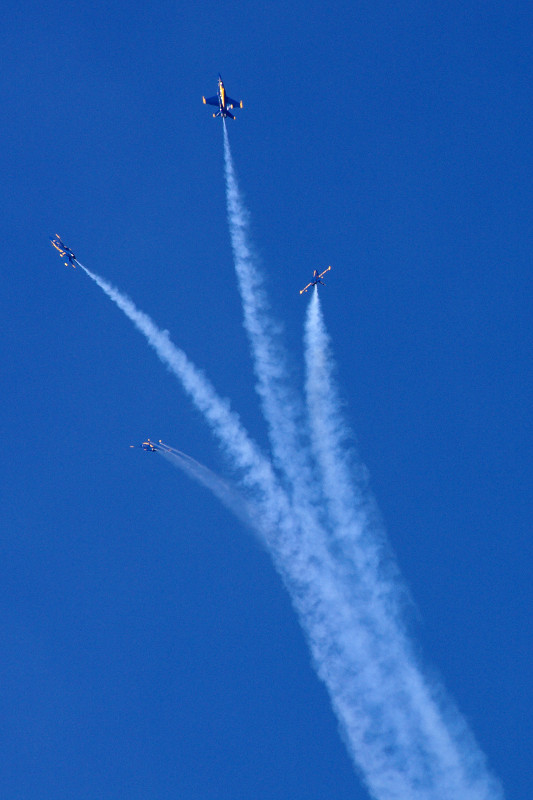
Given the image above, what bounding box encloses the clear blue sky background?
[2,1,531,798]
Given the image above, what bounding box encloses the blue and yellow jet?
[130,439,158,452]
[300,266,332,295]
[50,234,78,268]
[203,74,243,120]
[130,439,172,453]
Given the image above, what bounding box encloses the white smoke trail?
[221,130,344,687]
[302,288,504,800]
[222,125,322,504]
[79,265,284,536]
[155,442,258,532]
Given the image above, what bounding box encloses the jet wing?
[203,95,219,106]
[226,96,243,109]
[300,282,314,295]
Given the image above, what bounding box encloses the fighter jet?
[203,74,243,120]
[50,234,78,268]
[300,266,332,295]
[130,439,158,452]
[130,439,172,453]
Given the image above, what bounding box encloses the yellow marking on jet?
[300,266,332,294]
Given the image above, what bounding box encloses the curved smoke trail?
[155,442,258,533]
[78,265,285,538]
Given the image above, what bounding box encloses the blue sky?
[2,1,532,798]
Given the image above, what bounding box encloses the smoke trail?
[302,288,504,800]
[222,125,322,504]
[155,442,258,532]
[79,265,286,537]
[221,130,342,680]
